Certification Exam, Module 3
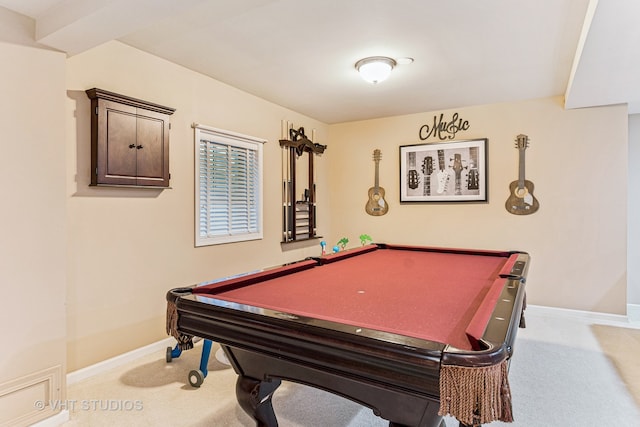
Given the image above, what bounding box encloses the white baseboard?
[66,306,640,387]
[67,337,175,385]
[30,410,69,427]
[527,304,638,327]
[628,303,640,323]
[25,305,639,427]
[23,303,637,427]
[57,305,639,387]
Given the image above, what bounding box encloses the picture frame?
[399,138,487,202]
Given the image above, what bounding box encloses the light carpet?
[591,324,640,406]
[61,310,640,426]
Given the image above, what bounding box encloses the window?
[194,124,265,246]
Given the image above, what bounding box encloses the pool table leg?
[236,375,282,427]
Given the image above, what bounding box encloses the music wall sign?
[419,112,470,141]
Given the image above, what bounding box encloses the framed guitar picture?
[399,138,487,203]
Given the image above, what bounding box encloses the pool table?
[166,243,530,427]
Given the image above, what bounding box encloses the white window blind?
[194,124,265,246]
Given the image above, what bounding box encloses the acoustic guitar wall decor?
[365,149,389,216]
[505,134,539,215]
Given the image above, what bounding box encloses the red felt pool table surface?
[168,243,530,426]
[191,244,519,350]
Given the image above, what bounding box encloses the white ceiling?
[1,0,638,124]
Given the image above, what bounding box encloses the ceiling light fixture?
[355,56,397,84]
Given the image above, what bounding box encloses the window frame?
[194,123,266,247]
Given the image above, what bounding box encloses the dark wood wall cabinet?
[86,88,175,188]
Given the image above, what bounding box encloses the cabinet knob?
[129,144,136,149]
[136,145,144,149]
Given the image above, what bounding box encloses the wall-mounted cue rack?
[280,121,326,242]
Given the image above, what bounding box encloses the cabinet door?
[87,88,174,188]
[96,100,138,185]
[135,109,170,187]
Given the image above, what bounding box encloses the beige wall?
[328,98,628,314]
[65,41,330,371]
[0,26,630,397]
[0,41,67,425]
[65,42,628,371]
[629,114,640,306]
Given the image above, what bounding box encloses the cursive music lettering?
[419,112,470,141]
